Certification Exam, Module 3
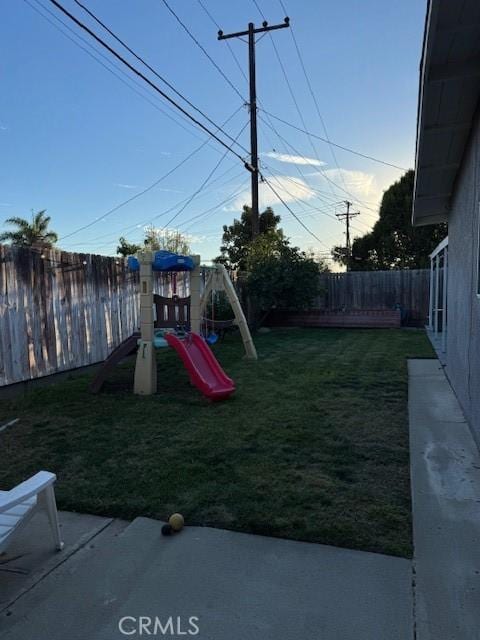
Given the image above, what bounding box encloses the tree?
[0,210,58,247]
[117,228,191,257]
[116,236,142,257]
[246,232,328,316]
[215,205,283,270]
[143,226,191,254]
[216,205,328,325]
[332,170,447,270]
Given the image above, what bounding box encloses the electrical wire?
[24,0,218,143]
[160,0,246,102]
[257,115,379,228]
[59,106,245,242]
[250,0,337,198]
[196,0,248,85]
[63,165,248,250]
[261,110,408,171]
[262,168,367,237]
[178,180,250,231]
[264,168,375,232]
[263,168,369,236]
[160,120,249,230]
[48,0,249,162]
[72,0,249,155]
[193,0,285,159]
[261,174,340,254]
[276,0,350,194]
[79,180,250,254]
[193,0,356,225]
[258,114,382,214]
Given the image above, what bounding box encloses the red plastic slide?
[164,332,235,401]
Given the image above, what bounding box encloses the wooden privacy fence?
[0,245,188,387]
[316,269,429,321]
[268,269,430,328]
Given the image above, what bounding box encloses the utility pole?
[336,201,360,271]
[218,17,290,238]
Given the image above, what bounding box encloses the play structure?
[90,250,256,400]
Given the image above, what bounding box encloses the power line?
[257,114,382,215]
[190,0,289,190]
[262,167,368,238]
[59,106,245,242]
[72,0,249,155]
[195,0,282,158]
[64,163,248,250]
[262,170,339,222]
[258,117,379,227]
[255,98,359,223]
[161,120,250,230]
[260,167,368,253]
[196,0,248,85]
[261,172,353,247]
[160,0,246,102]
[79,180,249,255]
[261,110,408,171]
[276,0,349,194]
[261,174,333,252]
[178,180,250,231]
[193,0,284,167]
[123,166,246,236]
[24,0,219,143]
[48,0,249,163]
[250,0,336,199]
[268,169,375,233]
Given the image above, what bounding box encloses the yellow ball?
[168,513,185,531]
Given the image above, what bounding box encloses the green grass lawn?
[0,328,434,557]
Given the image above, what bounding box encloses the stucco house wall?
[446,109,480,443]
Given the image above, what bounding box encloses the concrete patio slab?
[0,511,126,613]
[409,359,480,639]
[1,516,413,640]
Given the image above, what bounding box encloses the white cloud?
[262,151,325,167]
[225,175,316,211]
[115,183,138,190]
[0,202,12,206]
[305,167,381,206]
[324,168,376,199]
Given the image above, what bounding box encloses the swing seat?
[153,329,169,349]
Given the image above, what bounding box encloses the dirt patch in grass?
[0,328,434,557]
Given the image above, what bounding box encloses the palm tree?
[0,210,58,247]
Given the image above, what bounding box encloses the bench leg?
[39,486,64,551]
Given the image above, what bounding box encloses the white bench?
[0,471,64,554]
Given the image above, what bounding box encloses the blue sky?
[1,0,426,262]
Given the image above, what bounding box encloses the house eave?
[412,0,480,227]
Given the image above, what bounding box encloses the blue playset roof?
[127,251,195,272]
